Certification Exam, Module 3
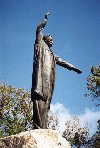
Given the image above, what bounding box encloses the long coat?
[31,40,57,108]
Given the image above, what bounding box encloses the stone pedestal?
[0,129,71,148]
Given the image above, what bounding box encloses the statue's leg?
[38,100,49,129]
[33,100,49,129]
[33,100,41,128]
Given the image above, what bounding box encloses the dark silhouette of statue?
[31,12,82,129]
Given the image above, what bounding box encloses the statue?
[31,12,82,129]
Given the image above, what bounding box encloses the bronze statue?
[31,12,82,129]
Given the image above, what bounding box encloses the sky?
[0,0,100,136]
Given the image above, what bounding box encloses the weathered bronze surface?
[31,12,82,129]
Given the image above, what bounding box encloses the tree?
[0,83,33,137]
[47,112,89,147]
[0,82,89,147]
[62,116,89,148]
[85,66,100,106]
[47,111,59,130]
[86,120,100,148]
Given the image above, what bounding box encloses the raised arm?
[56,56,82,74]
[35,12,50,43]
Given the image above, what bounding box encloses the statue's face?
[44,35,53,47]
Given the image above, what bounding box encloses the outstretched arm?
[56,56,82,74]
[36,12,50,43]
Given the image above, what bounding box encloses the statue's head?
[43,34,53,47]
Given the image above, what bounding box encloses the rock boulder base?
[0,129,71,148]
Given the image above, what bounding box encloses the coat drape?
[31,40,56,108]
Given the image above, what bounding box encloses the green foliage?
[0,83,33,138]
[86,120,100,148]
[86,66,100,106]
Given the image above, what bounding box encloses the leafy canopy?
[0,83,33,137]
[86,66,100,106]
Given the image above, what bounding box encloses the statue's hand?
[72,67,82,74]
[45,12,50,19]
